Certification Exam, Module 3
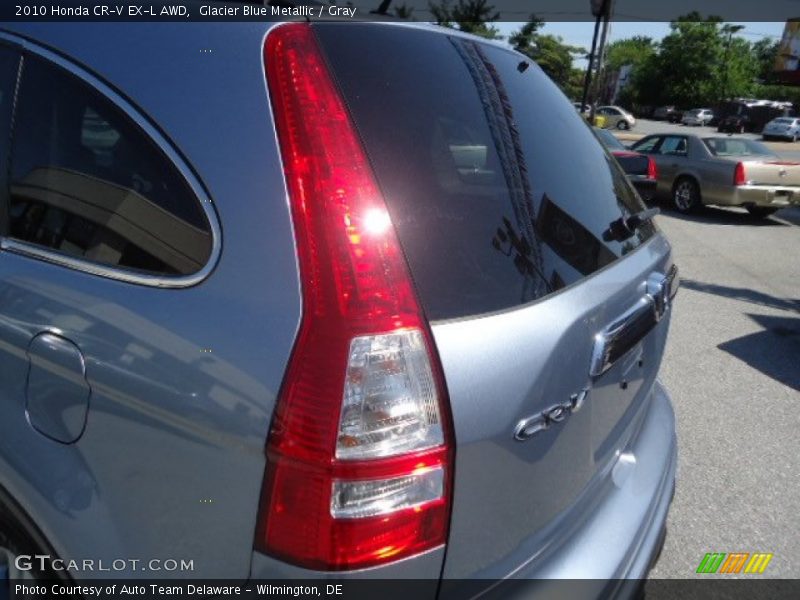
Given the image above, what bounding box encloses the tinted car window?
[8,55,212,277]
[315,24,654,320]
[659,137,687,155]
[703,138,775,157]
[632,137,660,153]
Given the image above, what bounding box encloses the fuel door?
[26,332,90,444]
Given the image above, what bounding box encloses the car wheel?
[746,206,778,218]
[0,495,66,591]
[0,520,42,588]
[671,178,701,213]
[617,120,629,130]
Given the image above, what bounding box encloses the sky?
[495,21,788,67]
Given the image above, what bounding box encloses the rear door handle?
[590,265,678,378]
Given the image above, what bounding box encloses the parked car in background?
[667,109,684,123]
[573,101,590,113]
[681,108,714,126]
[653,105,677,120]
[0,21,678,589]
[631,133,800,217]
[595,127,658,201]
[718,112,752,133]
[717,100,794,134]
[596,105,636,130]
[762,117,800,141]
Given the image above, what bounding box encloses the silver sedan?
[762,117,800,142]
[630,134,800,217]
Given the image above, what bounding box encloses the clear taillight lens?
[331,467,444,519]
[338,330,443,460]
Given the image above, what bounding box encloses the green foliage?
[615,15,761,110]
[605,37,656,71]
[752,83,800,105]
[509,15,586,94]
[752,38,780,82]
[393,4,415,19]
[428,0,501,39]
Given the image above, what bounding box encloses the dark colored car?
[595,128,658,201]
[653,106,676,121]
[718,113,752,134]
[667,109,684,124]
[718,103,794,134]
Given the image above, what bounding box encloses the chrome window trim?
[0,31,221,289]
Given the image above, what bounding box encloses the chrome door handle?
[590,265,678,378]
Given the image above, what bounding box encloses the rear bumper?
[250,383,677,594]
[488,379,677,586]
[629,177,657,202]
[731,185,800,208]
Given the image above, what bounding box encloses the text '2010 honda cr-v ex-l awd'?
[0,17,678,598]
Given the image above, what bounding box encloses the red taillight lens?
[734,162,746,186]
[647,156,658,180]
[258,23,453,570]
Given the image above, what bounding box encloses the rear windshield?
[315,24,654,320]
[703,138,776,157]
[594,128,626,150]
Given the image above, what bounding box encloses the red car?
[595,128,658,202]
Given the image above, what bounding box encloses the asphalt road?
[640,200,800,577]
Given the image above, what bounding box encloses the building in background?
[774,19,800,84]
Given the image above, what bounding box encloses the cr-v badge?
[514,388,589,441]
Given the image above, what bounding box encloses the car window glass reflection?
[8,56,212,277]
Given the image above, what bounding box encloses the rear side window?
[659,137,687,156]
[315,24,654,320]
[8,55,212,277]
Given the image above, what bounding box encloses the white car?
[681,108,714,126]
[596,105,636,130]
[762,117,800,142]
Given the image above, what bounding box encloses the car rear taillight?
[647,156,658,180]
[257,23,453,571]
[734,162,747,186]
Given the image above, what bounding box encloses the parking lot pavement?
[646,204,800,578]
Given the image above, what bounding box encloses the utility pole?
[590,11,612,121]
[584,0,613,124]
[580,15,603,113]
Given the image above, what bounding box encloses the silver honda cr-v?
[0,15,678,598]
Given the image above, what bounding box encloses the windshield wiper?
[603,208,660,242]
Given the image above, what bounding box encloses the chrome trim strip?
[590,296,656,378]
[0,31,221,289]
[590,266,678,378]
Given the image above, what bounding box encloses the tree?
[626,14,759,108]
[428,0,501,39]
[509,16,586,94]
[508,16,545,51]
[753,37,780,83]
[605,36,657,71]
